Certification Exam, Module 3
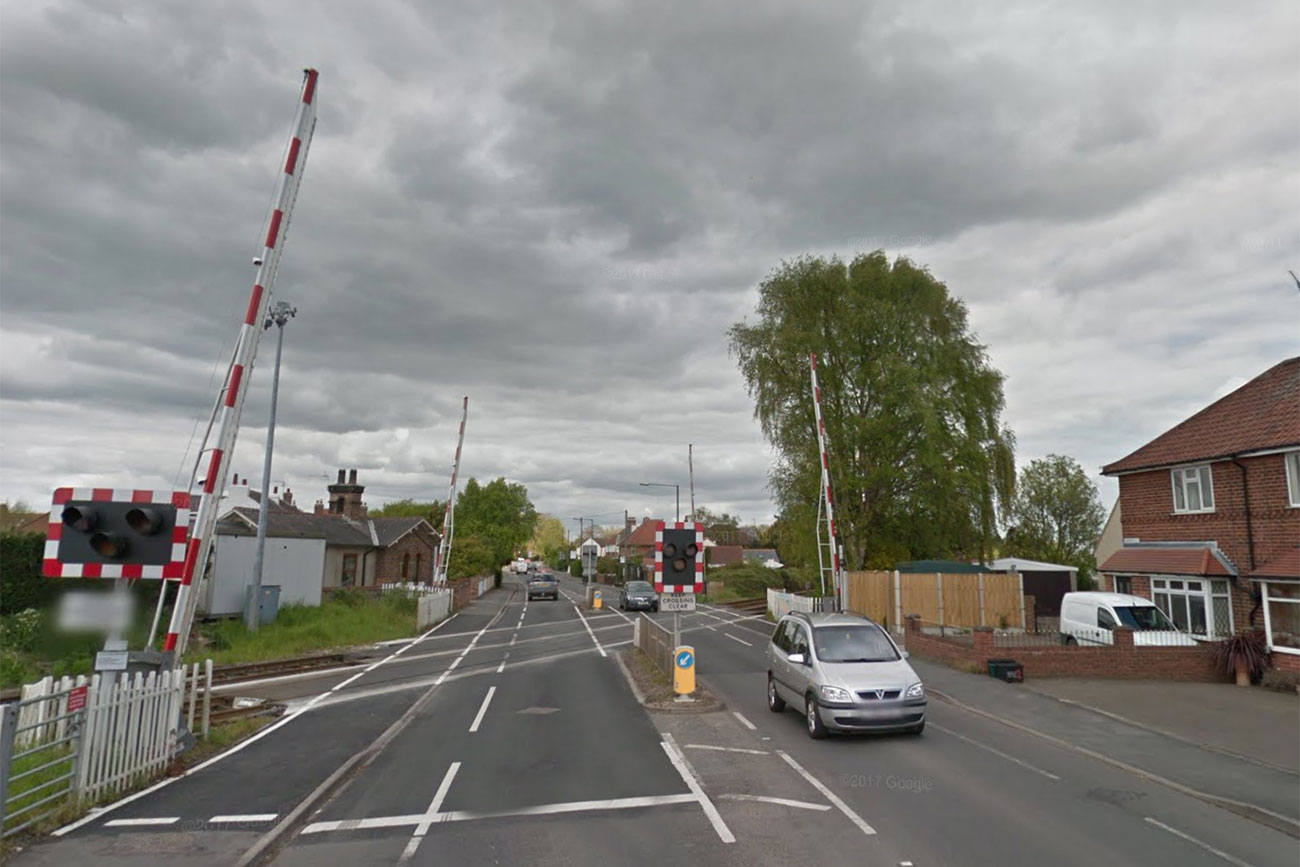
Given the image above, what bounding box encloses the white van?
[1058,591,1198,646]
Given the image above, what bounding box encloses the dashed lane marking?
[684,744,769,755]
[930,722,1061,781]
[732,711,757,731]
[209,814,278,824]
[723,633,753,647]
[1143,818,1255,867]
[103,817,178,828]
[469,687,497,733]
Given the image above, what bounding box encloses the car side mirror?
[787,652,806,665]
[901,650,909,659]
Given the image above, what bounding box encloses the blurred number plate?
[58,591,135,633]
[661,593,696,612]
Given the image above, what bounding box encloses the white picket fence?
[380,582,445,596]
[477,577,491,597]
[766,588,838,620]
[417,588,453,629]
[13,666,206,803]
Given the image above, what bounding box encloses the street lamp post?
[639,482,680,522]
[246,300,296,631]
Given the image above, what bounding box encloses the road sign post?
[674,645,695,700]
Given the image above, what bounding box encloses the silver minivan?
[766,611,926,738]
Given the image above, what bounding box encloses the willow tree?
[728,252,1015,568]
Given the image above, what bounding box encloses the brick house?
[1098,357,1300,670]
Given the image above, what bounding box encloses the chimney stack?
[337,469,346,484]
[349,468,358,485]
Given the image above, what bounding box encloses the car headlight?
[818,684,852,703]
[905,682,925,699]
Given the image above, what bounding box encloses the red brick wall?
[1115,454,1299,631]
[375,530,437,584]
[1271,652,1300,674]
[903,617,1228,681]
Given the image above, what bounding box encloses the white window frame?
[1285,452,1300,508]
[1261,581,1300,656]
[1150,576,1233,639]
[1170,465,1215,514]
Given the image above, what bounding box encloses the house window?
[1170,465,1214,513]
[415,553,422,582]
[1114,576,1133,594]
[1261,582,1300,655]
[401,552,410,579]
[1286,452,1300,508]
[342,553,358,587]
[1151,577,1232,639]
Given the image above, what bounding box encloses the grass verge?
[186,589,420,666]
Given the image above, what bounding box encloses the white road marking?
[208,814,278,824]
[302,794,698,835]
[661,737,735,844]
[572,604,607,657]
[1143,818,1256,867]
[398,762,461,862]
[103,817,179,827]
[930,723,1062,781]
[718,793,831,811]
[469,687,497,733]
[723,633,753,647]
[54,607,472,837]
[684,744,769,755]
[732,711,757,731]
[776,750,876,837]
[496,653,509,674]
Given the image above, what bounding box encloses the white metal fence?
[477,577,491,598]
[634,614,674,677]
[2,665,211,835]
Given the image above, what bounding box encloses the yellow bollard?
[593,590,603,609]
[673,646,695,698]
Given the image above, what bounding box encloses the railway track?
[710,596,767,616]
[210,652,363,686]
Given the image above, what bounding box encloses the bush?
[1208,630,1269,682]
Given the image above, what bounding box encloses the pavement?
[1019,676,1299,771]
[7,573,1298,866]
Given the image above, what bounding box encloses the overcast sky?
[2,0,1297,535]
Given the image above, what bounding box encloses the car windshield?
[812,625,899,663]
[626,582,654,593]
[1114,606,1177,630]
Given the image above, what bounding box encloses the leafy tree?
[447,533,497,580]
[528,515,568,563]
[372,499,446,529]
[1005,455,1106,585]
[693,507,744,545]
[729,251,1016,569]
[0,501,37,533]
[454,478,537,566]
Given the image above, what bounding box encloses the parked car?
[766,611,926,738]
[527,574,559,601]
[1058,591,1198,646]
[619,580,659,612]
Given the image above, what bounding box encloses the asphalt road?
[13,572,1297,866]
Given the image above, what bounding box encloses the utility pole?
[435,396,469,582]
[810,352,847,612]
[246,300,296,630]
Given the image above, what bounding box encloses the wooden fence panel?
[845,571,892,623]
[899,575,941,623]
[983,573,1026,628]
[942,575,982,626]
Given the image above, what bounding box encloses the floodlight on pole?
[639,482,679,522]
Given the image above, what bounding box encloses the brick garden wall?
[903,616,1230,682]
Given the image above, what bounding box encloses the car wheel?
[767,674,786,713]
[909,720,925,735]
[805,694,828,739]
[652,603,659,613]
[1064,635,1077,646]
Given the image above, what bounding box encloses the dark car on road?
[527,573,559,601]
[618,580,659,612]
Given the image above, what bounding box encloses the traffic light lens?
[663,542,678,558]
[672,557,687,572]
[62,505,97,533]
[685,543,699,557]
[89,531,127,558]
[126,507,161,535]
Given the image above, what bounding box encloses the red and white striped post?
[810,352,846,612]
[163,69,319,655]
[434,396,469,583]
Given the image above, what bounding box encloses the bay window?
[1171,465,1215,513]
[1150,576,1232,639]
[1261,582,1300,655]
